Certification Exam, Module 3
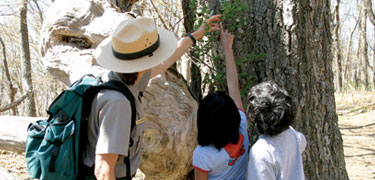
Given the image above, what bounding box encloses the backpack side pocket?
[38,116,76,180]
[25,120,48,178]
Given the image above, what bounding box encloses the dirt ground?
[336,91,375,180]
[0,91,374,180]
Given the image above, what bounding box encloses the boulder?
[40,0,133,85]
[142,70,198,180]
[39,0,198,179]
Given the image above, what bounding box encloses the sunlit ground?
[336,91,375,180]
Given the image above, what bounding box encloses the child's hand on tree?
[220,24,234,51]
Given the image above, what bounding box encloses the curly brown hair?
[247,81,296,136]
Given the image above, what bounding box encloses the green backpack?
[25,74,136,180]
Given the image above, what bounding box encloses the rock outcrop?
[39,0,198,179]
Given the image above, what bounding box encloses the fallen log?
[0,116,45,152]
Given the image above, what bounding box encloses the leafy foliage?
[189,0,266,103]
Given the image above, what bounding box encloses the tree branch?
[32,0,44,25]
[364,54,374,71]
[343,20,358,79]
[0,91,31,113]
[149,0,169,30]
[0,37,17,115]
[366,0,375,25]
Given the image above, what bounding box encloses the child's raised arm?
[221,26,243,110]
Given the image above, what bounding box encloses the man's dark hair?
[197,91,241,150]
[247,81,296,136]
[119,72,138,85]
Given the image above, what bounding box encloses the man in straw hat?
[82,14,221,180]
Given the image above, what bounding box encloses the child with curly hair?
[246,81,307,180]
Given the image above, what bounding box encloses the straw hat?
[94,18,177,73]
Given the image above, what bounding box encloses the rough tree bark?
[208,0,349,179]
[334,0,343,91]
[0,37,17,115]
[20,0,37,117]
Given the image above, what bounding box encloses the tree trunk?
[20,0,37,117]
[343,21,358,90]
[366,0,375,24]
[182,0,203,100]
[358,0,369,90]
[0,37,17,115]
[334,0,343,92]
[355,64,361,90]
[365,0,375,89]
[208,0,349,179]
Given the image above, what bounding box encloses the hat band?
[112,34,160,60]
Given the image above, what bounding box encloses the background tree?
[366,0,375,89]
[343,20,358,90]
[19,0,37,117]
[181,0,203,100]
[0,0,64,117]
[356,0,370,90]
[0,37,17,115]
[334,0,343,92]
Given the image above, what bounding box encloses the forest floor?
[0,91,374,180]
[336,91,375,180]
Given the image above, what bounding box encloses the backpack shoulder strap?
[84,80,136,179]
[97,80,136,131]
[99,80,136,179]
[81,80,136,131]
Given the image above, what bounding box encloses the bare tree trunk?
[208,0,349,179]
[343,21,358,90]
[0,37,17,115]
[365,0,375,89]
[182,0,202,100]
[366,0,375,24]
[354,68,360,89]
[334,0,343,92]
[358,0,369,90]
[20,0,37,117]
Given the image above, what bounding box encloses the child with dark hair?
[192,27,249,180]
[246,81,307,180]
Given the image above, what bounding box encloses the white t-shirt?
[247,126,307,180]
[193,109,249,180]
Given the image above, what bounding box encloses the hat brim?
[94,27,177,73]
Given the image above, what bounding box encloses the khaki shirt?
[83,70,150,177]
